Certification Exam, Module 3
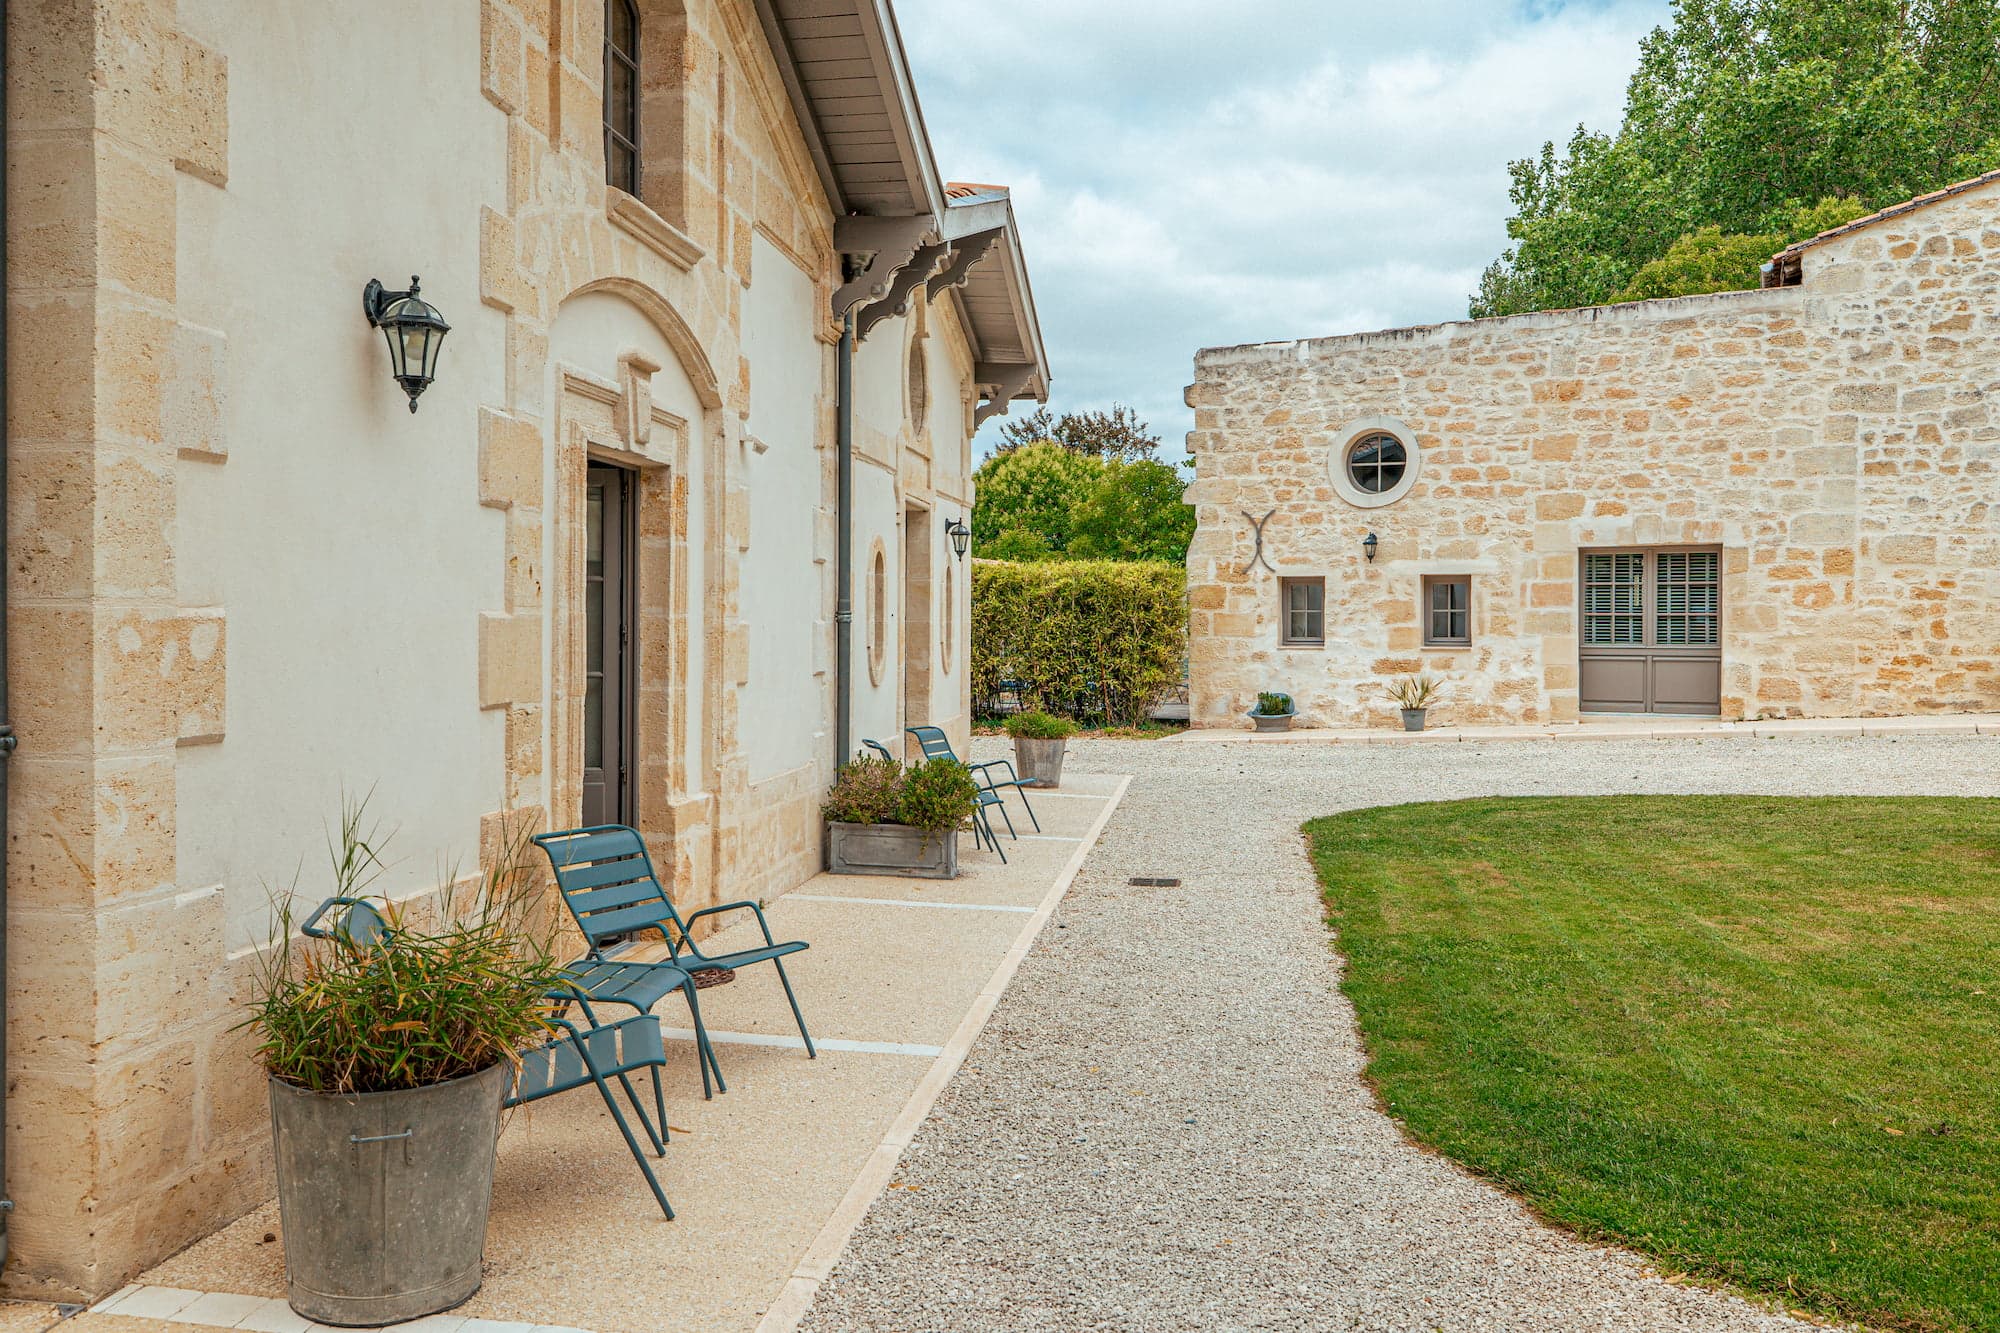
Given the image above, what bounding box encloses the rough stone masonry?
[1184,174,2000,728]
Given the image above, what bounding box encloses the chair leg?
[978,809,1007,864]
[583,1063,674,1221]
[680,977,726,1098]
[771,958,816,1059]
[1015,785,1041,832]
[995,798,1018,840]
[612,1068,667,1156]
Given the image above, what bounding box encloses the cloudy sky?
[898,0,1672,460]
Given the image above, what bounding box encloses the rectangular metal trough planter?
[827,822,959,879]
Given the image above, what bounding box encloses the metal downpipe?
[1,0,17,1267]
[834,310,854,772]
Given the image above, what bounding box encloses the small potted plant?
[1006,710,1076,787]
[824,754,979,879]
[1385,674,1442,730]
[1247,691,1296,733]
[245,800,564,1327]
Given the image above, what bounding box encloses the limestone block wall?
[1186,181,2000,728]
[3,0,979,1299]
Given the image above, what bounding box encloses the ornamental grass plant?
[244,796,568,1096]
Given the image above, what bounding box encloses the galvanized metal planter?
[1401,708,1427,732]
[1248,708,1295,733]
[1011,737,1067,788]
[827,822,958,879]
[269,1061,510,1327]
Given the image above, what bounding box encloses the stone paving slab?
[132,777,1129,1333]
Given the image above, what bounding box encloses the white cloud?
[898,0,1668,457]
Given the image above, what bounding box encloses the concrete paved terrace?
[57,773,1127,1333]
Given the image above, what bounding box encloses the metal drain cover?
[1127,876,1182,887]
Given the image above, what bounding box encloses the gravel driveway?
[799,733,1999,1332]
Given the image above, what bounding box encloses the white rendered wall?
[849,464,903,752]
[172,1,510,951]
[740,235,826,783]
[546,291,709,787]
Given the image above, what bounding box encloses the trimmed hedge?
[972,559,1186,727]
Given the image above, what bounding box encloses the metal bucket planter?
[269,1060,510,1327]
[1012,737,1067,788]
[827,822,958,879]
[1401,708,1427,732]
[1248,708,1294,733]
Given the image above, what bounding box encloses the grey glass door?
[583,464,636,826]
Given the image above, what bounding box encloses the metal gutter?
[834,310,854,771]
[1,0,16,1266]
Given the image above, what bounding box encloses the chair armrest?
[685,899,777,948]
[299,897,374,940]
[970,758,1022,783]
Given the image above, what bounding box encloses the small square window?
[1280,577,1325,646]
[1423,575,1471,646]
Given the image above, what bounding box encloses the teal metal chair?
[905,725,1042,835]
[533,825,817,1088]
[859,739,1008,861]
[301,897,676,1219]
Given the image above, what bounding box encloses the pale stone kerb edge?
[754,774,1135,1333]
[1326,414,1421,510]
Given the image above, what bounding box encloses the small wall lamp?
[1363,531,1379,563]
[946,517,971,561]
[363,275,450,412]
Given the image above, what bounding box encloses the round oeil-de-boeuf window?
[1347,432,1407,494]
[1326,416,1420,509]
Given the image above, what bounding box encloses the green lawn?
[1306,797,2000,1332]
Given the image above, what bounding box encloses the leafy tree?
[1473,0,2000,317]
[980,527,1061,563]
[1616,197,1870,301]
[969,441,1097,558]
[995,403,1162,459]
[1067,459,1196,563]
[970,441,1196,564]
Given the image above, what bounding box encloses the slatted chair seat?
[506,1005,675,1220]
[534,825,818,1091]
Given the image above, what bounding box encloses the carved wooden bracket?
[926,227,1003,300]
[857,242,949,341]
[832,215,937,322]
[973,361,1037,427]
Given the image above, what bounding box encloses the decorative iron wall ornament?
[1238,508,1277,576]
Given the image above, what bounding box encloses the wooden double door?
[1578,546,1722,716]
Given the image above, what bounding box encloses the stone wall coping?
[1194,284,1804,368]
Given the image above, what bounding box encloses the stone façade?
[1185,177,2000,729]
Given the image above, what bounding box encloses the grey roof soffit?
[750,0,945,222]
[750,1,1049,416]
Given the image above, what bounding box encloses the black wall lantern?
[1363,531,1379,563]
[946,517,971,560]
[363,275,450,412]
